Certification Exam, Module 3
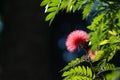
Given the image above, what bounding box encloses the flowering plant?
[40,0,120,80]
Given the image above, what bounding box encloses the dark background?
[0,0,52,80]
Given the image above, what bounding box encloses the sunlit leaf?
[62,66,95,80]
[99,40,109,45]
[46,7,58,12]
[40,0,50,6]
[82,2,94,19]
[45,12,56,21]
[108,30,117,36]
[92,50,104,62]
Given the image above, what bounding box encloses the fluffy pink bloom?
[88,49,95,59]
[66,30,89,53]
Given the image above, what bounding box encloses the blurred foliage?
[105,70,120,80]
[41,0,120,80]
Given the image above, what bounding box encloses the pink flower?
[88,49,95,59]
[66,30,89,53]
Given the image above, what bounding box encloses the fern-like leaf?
[45,12,56,21]
[41,0,61,24]
[66,0,75,12]
[87,12,105,30]
[72,0,85,12]
[96,63,115,75]
[107,45,120,62]
[59,0,69,10]
[92,50,104,62]
[82,2,94,19]
[61,57,85,71]
[46,7,58,12]
[62,66,95,80]
[101,63,115,71]
[40,0,50,6]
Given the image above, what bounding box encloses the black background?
[0,0,52,80]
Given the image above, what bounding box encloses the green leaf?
[82,2,94,19]
[51,0,59,3]
[105,70,120,80]
[61,58,84,71]
[40,0,50,6]
[45,12,56,21]
[108,30,117,36]
[82,66,87,75]
[46,7,58,12]
[60,0,68,10]
[62,66,95,80]
[49,0,60,6]
[89,30,100,52]
[99,40,109,45]
[92,50,104,62]
[107,45,120,61]
[91,44,98,53]
[77,66,83,73]
[96,1,105,10]
[87,12,105,30]
[49,3,58,7]
[72,0,85,12]
[66,0,75,12]
[87,66,93,78]
[109,36,120,44]
[100,63,115,72]
[95,63,117,79]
